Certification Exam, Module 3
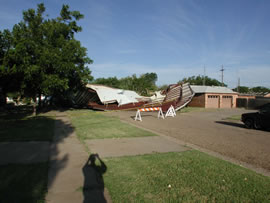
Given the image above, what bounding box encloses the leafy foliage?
[94,77,120,88]
[179,75,226,86]
[93,73,158,96]
[232,86,250,93]
[250,86,270,93]
[0,29,22,105]
[157,84,169,91]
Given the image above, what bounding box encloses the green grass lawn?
[179,107,223,113]
[104,151,270,202]
[68,110,156,140]
[0,114,55,142]
[0,162,49,203]
[225,115,241,121]
[179,107,205,113]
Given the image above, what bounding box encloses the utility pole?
[237,77,240,92]
[220,65,225,86]
[203,66,206,86]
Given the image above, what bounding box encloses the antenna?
[237,77,240,92]
[220,65,225,86]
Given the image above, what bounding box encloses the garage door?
[222,96,232,108]
[207,95,219,108]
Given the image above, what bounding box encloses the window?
[208,95,219,98]
[222,96,232,98]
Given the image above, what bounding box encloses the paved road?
[108,109,270,173]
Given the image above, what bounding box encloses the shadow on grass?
[0,116,55,142]
[0,107,76,202]
[0,105,33,120]
[0,162,49,203]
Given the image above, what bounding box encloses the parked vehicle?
[241,103,270,129]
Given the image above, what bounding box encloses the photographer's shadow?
[82,154,107,203]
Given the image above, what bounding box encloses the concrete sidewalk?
[46,112,112,203]
[86,136,189,158]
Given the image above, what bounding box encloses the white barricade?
[165,105,176,117]
[135,107,164,121]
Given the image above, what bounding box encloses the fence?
[236,97,270,109]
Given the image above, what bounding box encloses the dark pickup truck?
[241,103,270,130]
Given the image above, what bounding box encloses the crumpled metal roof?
[86,84,142,105]
[191,85,237,94]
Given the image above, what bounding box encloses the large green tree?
[232,86,270,94]
[179,75,226,86]
[250,86,270,93]
[94,77,120,88]
[232,86,250,93]
[2,4,93,112]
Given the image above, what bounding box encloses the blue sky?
[1,0,270,88]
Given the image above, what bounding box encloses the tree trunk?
[38,92,42,109]
[0,90,7,106]
[32,97,37,116]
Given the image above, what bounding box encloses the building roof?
[86,84,143,105]
[190,85,238,94]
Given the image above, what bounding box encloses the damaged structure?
[72,83,194,111]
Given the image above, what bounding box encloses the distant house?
[188,85,238,108]
[264,93,270,98]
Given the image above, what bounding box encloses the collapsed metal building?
[72,83,194,111]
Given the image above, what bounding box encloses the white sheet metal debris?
[86,84,143,106]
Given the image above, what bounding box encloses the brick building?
[188,85,238,108]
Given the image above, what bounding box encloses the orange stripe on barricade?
[139,107,160,112]
[135,107,164,121]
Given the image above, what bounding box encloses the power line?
[237,77,240,92]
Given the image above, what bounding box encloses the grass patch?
[0,114,55,142]
[104,151,270,202]
[68,110,156,140]
[179,107,204,113]
[180,107,225,113]
[0,162,49,203]
[180,107,210,113]
[225,115,241,121]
